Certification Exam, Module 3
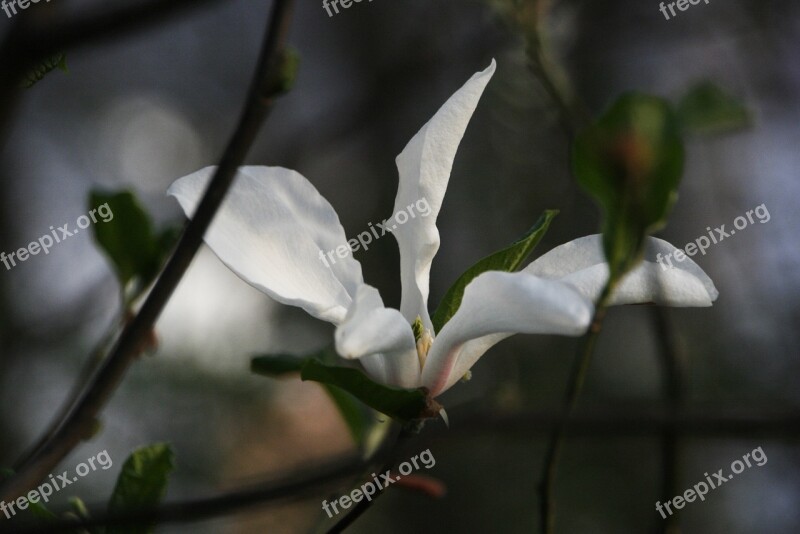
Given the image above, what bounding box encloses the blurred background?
[1,0,799,532]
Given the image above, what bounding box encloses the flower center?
[416,329,433,369]
[411,316,434,369]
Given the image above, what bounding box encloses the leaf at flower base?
[677,82,750,135]
[252,350,436,425]
[431,210,558,333]
[573,93,684,285]
[251,346,339,377]
[107,444,175,534]
[301,360,434,422]
[251,354,308,376]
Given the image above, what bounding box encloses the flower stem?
[539,282,614,534]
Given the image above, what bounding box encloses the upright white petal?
[393,60,497,329]
[335,285,420,388]
[524,235,719,306]
[168,166,364,324]
[421,271,593,397]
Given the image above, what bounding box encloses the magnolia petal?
[421,271,593,396]
[334,285,420,388]
[393,60,496,330]
[524,234,719,306]
[168,166,364,324]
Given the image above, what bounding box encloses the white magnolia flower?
[168,61,718,398]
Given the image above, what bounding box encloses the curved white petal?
[168,166,364,324]
[393,60,496,329]
[524,235,718,306]
[421,271,593,396]
[334,285,420,388]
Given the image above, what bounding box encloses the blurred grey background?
[1,0,799,532]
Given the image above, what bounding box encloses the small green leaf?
[268,47,301,96]
[21,53,68,88]
[431,210,558,332]
[68,497,91,521]
[90,190,175,304]
[300,360,432,422]
[677,82,750,135]
[573,93,684,284]
[27,500,58,522]
[107,444,175,534]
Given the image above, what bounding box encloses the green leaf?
[300,360,432,422]
[573,93,684,285]
[21,53,68,88]
[107,444,175,534]
[90,191,158,288]
[65,497,103,534]
[68,497,91,521]
[27,500,58,522]
[90,190,175,304]
[252,349,437,423]
[268,47,301,96]
[677,82,750,135]
[431,210,558,332]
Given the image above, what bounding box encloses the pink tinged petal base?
[168,166,364,325]
[524,234,719,306]
[334,285,420,388]
[393,60,497,330]
[421,271,593,397]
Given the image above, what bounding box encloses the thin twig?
[651,306,685,534]
[539,284,612,534]
[0,0,296,503]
